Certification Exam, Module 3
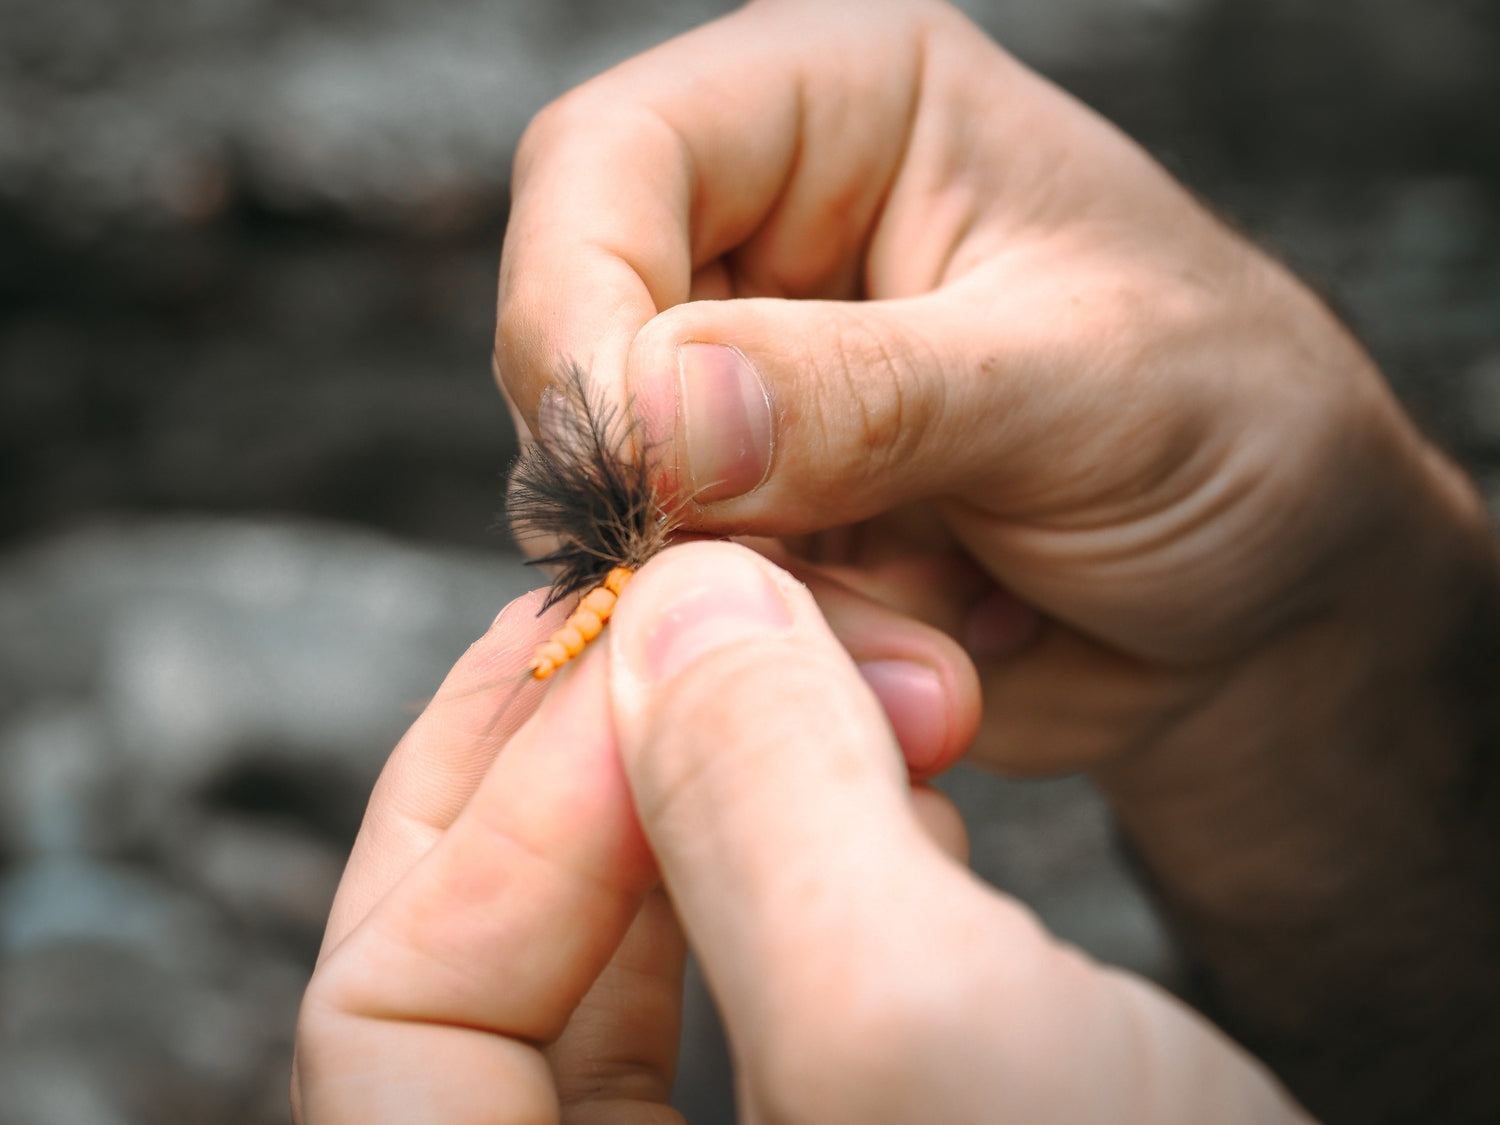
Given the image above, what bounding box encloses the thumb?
[626,293,1004,531]
[605,541,943,1033]
[607,542,1315,1124]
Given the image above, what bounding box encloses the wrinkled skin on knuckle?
[822,313,939,495]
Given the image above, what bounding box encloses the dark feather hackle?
[505,362,674,612]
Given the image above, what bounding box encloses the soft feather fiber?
[505,363,675,610]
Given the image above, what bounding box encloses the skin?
[295,543,1312,1124]
[296,0,1500,1120]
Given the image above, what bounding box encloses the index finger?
[295,645,660,1125]
[316,588,561,958]
[493,0,927,425]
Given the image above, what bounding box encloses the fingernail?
[642,552,792,681]
[965,587,1042,661]
[677,343,773,502]
[859,661,948,773]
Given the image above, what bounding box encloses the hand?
[494,6,1500,1117]
[293,543,1314,1124]
[291,542,979,1120]
[493,0,1481,777]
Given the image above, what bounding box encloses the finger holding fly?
[295,644,660,1125]
[315,586,568,961]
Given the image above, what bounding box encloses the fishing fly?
[506,361,679,678]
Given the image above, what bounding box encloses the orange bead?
[571,608,603,641]
[553,625,586,657]
[581,586,616,617]
[528,570,637,682]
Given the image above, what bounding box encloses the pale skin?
[295,1,1500,1121]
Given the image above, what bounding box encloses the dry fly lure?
[506,362,678,678]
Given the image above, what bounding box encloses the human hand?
[493,0,1481,778]
[290,538,979,1119]
[293,543,1313,1124]
[492,5,1500,1117]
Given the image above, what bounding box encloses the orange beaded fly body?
[528,565,632,679]
[506,363,677,678]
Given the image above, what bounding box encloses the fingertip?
[604,539,916,830]
[626,295,971,535]
[611,541,800,688]
[858,660,952,777]
[676,342,775,502]
[790,562,982,780]
[485,584,554,634]
[627,307,785,513]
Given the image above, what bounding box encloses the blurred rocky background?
[0,1,1496,1122]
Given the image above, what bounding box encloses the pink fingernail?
[677,343,773,502]
[645,552,792,681]
[859,661,948,773]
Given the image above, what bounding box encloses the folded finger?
[792,560,981,779]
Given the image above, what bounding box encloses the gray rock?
[168,814,344,937]
[0,704,116,857]
[0,1048,130,1125]
[0,857,221,971]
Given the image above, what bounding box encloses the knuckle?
[513,87,589,174]
[823,314,940,485]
